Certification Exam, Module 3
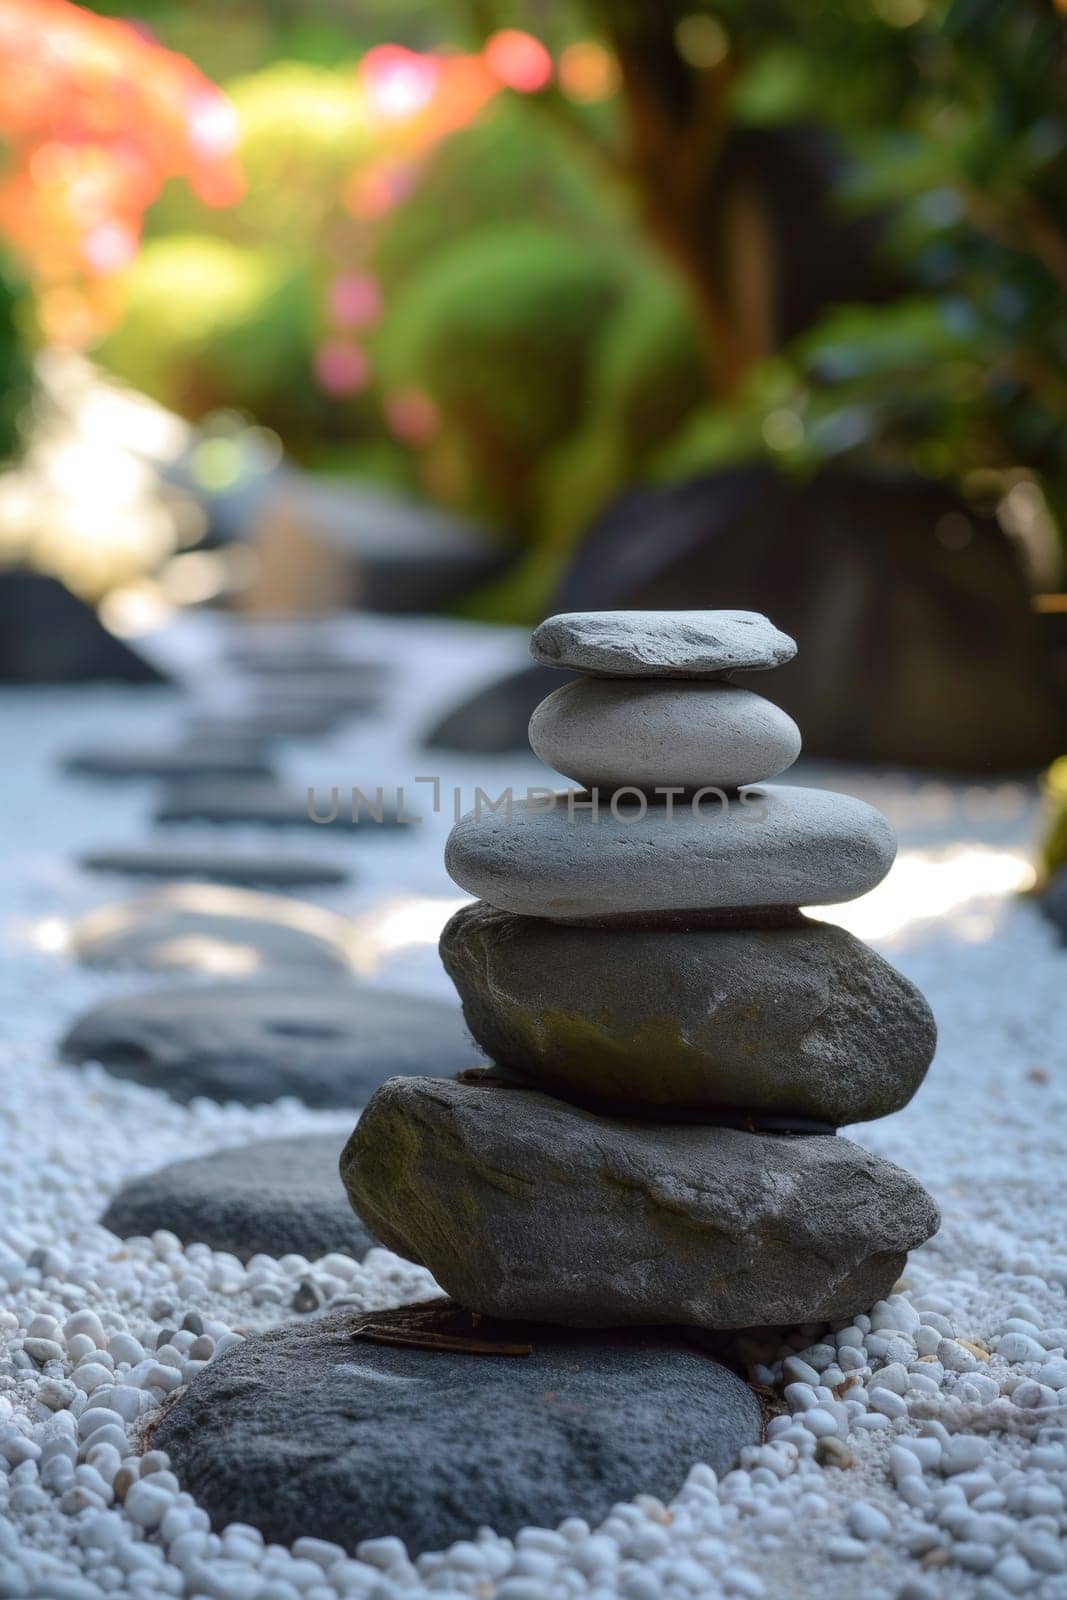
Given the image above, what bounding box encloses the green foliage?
[0,257,31,465]
[378,223,623,527]
[1042,757,1067,881]
[373,99,625,292]
[97,235,356,452]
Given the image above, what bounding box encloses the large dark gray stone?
[79,847,350,889]
[60,981,473,1107]
[69,884,357,977]
[343,1077,940,1328]
[150,1308,762,1555]
[101,1133,374,1262]
[439,902,936,1126]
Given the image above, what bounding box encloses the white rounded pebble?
[124,1479,175,1529]
[868,1387,908,1419]
[799,1408,841,1438]
[782,1357,821,1387]
[938,1339,977,1372]
[942,1435,987,1475]
[954,1541,997,1572]
[847,1501,892,1540]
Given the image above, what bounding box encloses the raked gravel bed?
[2,613,1066,1600]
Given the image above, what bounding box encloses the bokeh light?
[484,30,553,95]
[559,41,619,103]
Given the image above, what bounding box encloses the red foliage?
[0,0,243,343]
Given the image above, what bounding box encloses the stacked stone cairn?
[344,610,940,1329]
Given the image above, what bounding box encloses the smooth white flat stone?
[529,610,796,678]
[445,785,896,921]
[528,679,801,792]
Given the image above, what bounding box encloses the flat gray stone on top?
[62,742,273,782]
[60,980,473,1107]
[156,778,401,830]
[343,1076,940,1328]
[445,785,896,922]
[80,847,350,889]
[101,1133,374,1262]
[70,884,356,977]
[530,610,796,677]
[528,678,801,792]
[151,1308,761,1556]
[440,902,936,1126]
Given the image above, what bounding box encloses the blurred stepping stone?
[156,778,404,831]
[230,652,390,685]
[79,847,350,890]
[62,740,273,782]
[101,1133,374,1262]
[69,885,357,978]
[186,707,347,741]
[60,979,473,1106]
[151,1306,761,1556]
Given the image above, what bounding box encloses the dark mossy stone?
[151,1307,761,1555]
[440,901,936,1126]
[342,1076,940,1329]
[102,1133,374,1262]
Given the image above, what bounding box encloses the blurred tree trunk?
[593,2,774,399]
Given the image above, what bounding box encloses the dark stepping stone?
[69,885,356,978]
[0,570,166,684]
[155,779,403,831]
[60,980,473,1106]
[62,741,274,782]
[252,676,383,713]
[101,1133,373,1262]
[186,707,347,741]
[79,847,350,889]
[151,1307,761,1556]
[227,649,382,675]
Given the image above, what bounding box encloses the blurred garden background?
[3,0,1067,777]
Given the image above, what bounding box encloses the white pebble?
[847,1501,892,1541]
[868,1387,908,1419]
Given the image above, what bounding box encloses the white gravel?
[1,612,1066,1600]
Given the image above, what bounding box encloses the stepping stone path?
[61,740,274,782]
[346,608,941,1326]
[69,884,357,977]
[155,778,402,830]
[151,1309,761,1557]
[101,1133,376,1262]
[79,846,351,889]
[61,980,473,1106]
